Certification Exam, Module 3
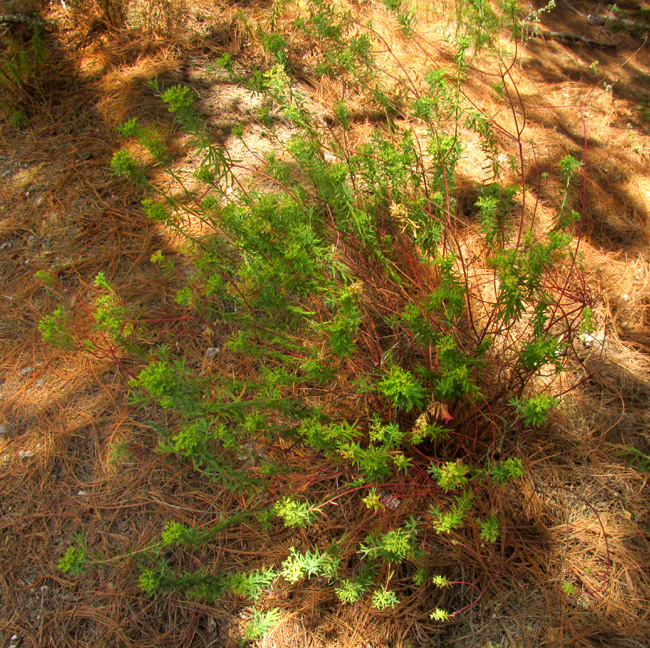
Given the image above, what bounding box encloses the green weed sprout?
[371,587,399,610]
[243,608,282,640]
[430,607,451,622]
[477,513,500,543]
[58,535,88,576]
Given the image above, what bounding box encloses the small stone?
[205,347,220,360]
[0,424,7,435]
[77,490,88,496]
[383,496,401,511]
[580,332,604,349]
[18,450,35,458]
[21,366,33,376]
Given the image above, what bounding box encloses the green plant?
[335,571,373,603]
[58,535,88,576]
[273,497,319,528]
[432,574,451,588]
[428,460,470,492]
[280,546,340,584]
[230,568,277,602]
[430,492,473,534]
[86,0,593,631]
[378,364,427,412]
[243,608,282,640]
[107,438,132,465]
[489,457,524,485]
[92,273,134,345]
[561,580,577,595]
[430,607,451,621]
[610,444,650,474]
[477,512,500,542]
[360,488,382,511]
[371,586,399,610]
[38,307,73,348]
[511,394,558,427]
[359,518,419,563]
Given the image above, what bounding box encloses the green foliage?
[520,334,562,371]
[138,567,166,595]
[280,546,340,584]
[130,350,202,415]
[428,460,470,491]
[90,0,593,629]
[273,497,318,528]
[362,487,383,512]
[432,574,451,588]
[477,512,500,542]
[430,607,451,621]
[0,25,47,123]
[325,287,362,358]
[161,85,195,114]
[561,581,577,596]
[558,155,583,181]
[299,418,360,453]
[511,394,558,427]
[371,586,399,610]
[430,492,473,534]
[34,269,56,287]
[58,535,88,576]
[39,307,73,348]
[475,183,517,244]
[339,439,394,482]
[359,518,419,562]
[489,457,524,485]
[580,306,595,334]
[378,364,427,412]
[610,444,650,474]
[111,149,145,184]
[160,521,212,548]
[142,198,169,222]
[335,579,365,603]
[92,274,134,344]
[243,608,282,640]
[429,255,466,321]
[230,568,277,602]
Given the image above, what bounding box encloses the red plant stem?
[449,580,483,617]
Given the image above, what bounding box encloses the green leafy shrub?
[52,0,594,634]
